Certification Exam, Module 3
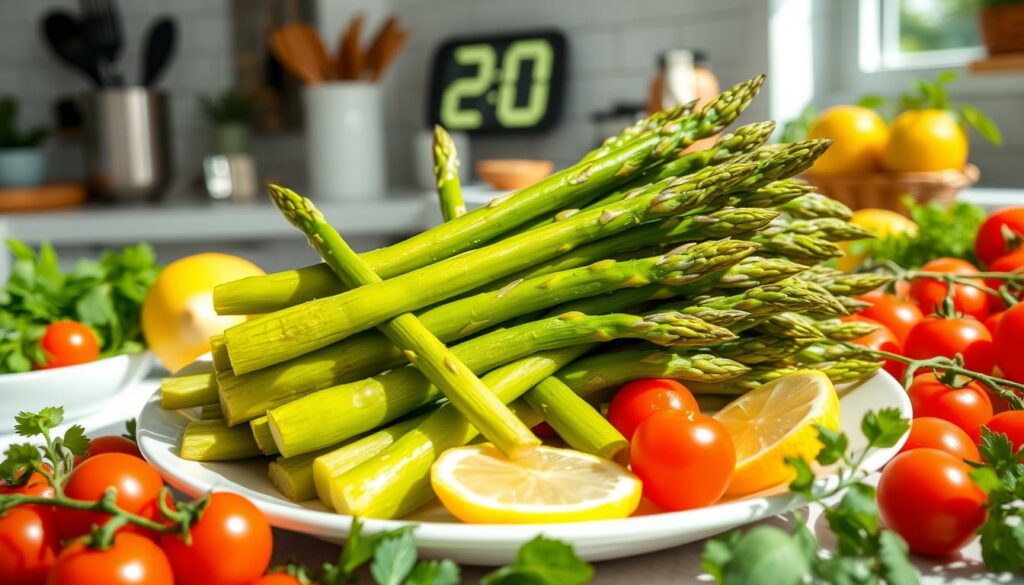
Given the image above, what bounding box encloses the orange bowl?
[476,159,554,191]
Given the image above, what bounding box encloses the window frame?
[862,0,984,72]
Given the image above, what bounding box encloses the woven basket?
[802,165,979,216]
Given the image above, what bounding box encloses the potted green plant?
[199,91,255,155]
[0,96,49,188]
[978,0,1024,54]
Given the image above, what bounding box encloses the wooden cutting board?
[0,184,87,212]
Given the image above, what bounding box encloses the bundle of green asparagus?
[161,75,888,519]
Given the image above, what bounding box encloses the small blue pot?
[0,148,46,188]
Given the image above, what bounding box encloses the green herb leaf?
[370,530,418,585]
[877,530,919,585]
[719,526,810,585]
[824,483,879,556]
[862,199,986,270]
[405,560,460,585]
[814,424,848,466]
[4,442,42,471]
[959,104,1003,146]
[861,408,909,449]
[701,531,741,583]
[124,419,138,442]
[481,537,593,585]
[61,425,90,456]
[14,407,64,437]
[785,456,816,495]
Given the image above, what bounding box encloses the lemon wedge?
[714,371,841,497]
[431,444,642,524]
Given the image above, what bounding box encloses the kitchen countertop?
[4,379,1016,585]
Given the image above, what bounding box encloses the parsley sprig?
[701,409,916,585]
[970,428,1024,572]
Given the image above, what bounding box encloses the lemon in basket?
[714,371,840,497]
[807,105,888,175]
[431,444,642,524]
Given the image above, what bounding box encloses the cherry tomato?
[907,373,993,443]
[629,410,735,511]
[857,292,923,345]
[898,417,980,462]
[249,575,305,585]
[0,504,59,585]
[986,249,1024,298]
[47,532,173,585]
[976,207,1024,267]
[1,471,55,499]
[985,410,1024,451]
[909,258,989,319]
[995,302,1024,382]
[159,492,273,585]
[843,315,905,380]
[56,453,164,540]
[904,316,995,374]
[84,436,142,460]
[877,449,987,556]
[36,320,100,369]
[984,310,1005,337]
[607,379,699,440]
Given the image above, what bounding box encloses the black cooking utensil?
[40,11,103,87]
[141,17,178,87]
[79,0,124,85]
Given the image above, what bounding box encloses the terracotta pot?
[979,4,1024,55]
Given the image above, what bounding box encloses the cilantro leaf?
[4,442,42,472]
[123,419,137,442]
[701,530,742,583]
[482,537,593,585]
[14,407,64,437]
[370,531,417,585]
[861,409,909,449]
[406,560,460,585]
[325,518,415,584]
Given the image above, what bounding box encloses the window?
[861,0,983,71]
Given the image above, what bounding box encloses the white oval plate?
[137,370,910,565]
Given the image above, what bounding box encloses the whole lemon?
[837,208,918,272]
[142,253,264,372]
[807,106,889,175]
[882,109,967,172]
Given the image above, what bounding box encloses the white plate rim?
[138,370,911,560]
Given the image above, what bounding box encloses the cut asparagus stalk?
[265,310,735,457]
[214,78,766,316]
[313,414,427,509]
[269,185,539,459]
[249,416,278,456]
[267,446,334,502]
[210,335,231,373]
[225,162,758,374]
[433,125,466,221]
[160,360,218,410]
[200,404,223,420]
[179,419,262,461]
[328,347,748,519]
[216,240,757,425]
[522,377,628,464]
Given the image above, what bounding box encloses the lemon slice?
[714,371,840,497]
[431,444,642,524]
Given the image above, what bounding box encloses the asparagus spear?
[688,358,881,395]
[795,271,892,297]
[512,207,778,281]
[777,193,853,220]
[328,347,747,519]
[217,239,757,425]
[214,76,766,315]
[225,161,758,374]
[433,125,465,221]
[522,377,628,464]
[753,313,826,340]
[268,185,538,458]
[713,335,818,364]
[751,232,843,263]
[580,102,695,163]
[266,310,735,457]
[761,217,875,242]
[724,179,816,209]
[814,318,880,341]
